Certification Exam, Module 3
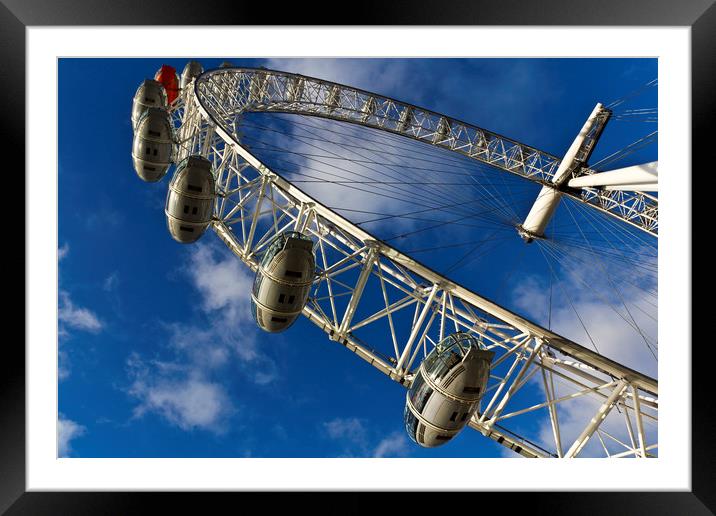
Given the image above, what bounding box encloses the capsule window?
[412,383,433,414]
[192,206,198,215]
[463,386,481,395]
[179,226,194,232]
[271,316,288,323]
[148,130,161,137]
[187,184,203,193]
[288,295,295,304]
[153,149,158,156]
[417,424,425,444]
[146,147,151,155]
[278,293,285,303]
[450,411,458,422]
[252,275,263,296]
[461,413,469,422]
[284,270,302,278]
[144,165,156,171]
[404,409,419,442]
[419,391,431,412]
[435,435,450,441]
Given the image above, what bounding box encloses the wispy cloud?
[322,416,410,458]
[126,352,234,434]
[124,240,276,433]
[323,417,368,446]
[183,243,257,357]
[58,415,86,457]
[58,350,71,381]
[146,241,265,370]
[511,243,657,378]
[84,198,124,231]
[57,243,104,380]
[510,248,658,457]
[58,290,103,333]
[58,243,70,261]
[176,242,280,382]
[102,271,120,292]
[372,432,410,458]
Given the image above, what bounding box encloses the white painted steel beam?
[337,246,379,337]
[564,379,629,458]
[519,103,609,241]
[569,161,658,192]
[396,284,439,372]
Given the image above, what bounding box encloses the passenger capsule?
[251,232,315,333]
[180,61,204,91]
[404,332,494,447]
[131,79,167,129]
[131,107,175,182]
[164,156,215,243]
[155,64,180,104]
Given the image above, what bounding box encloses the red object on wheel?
[154,65,180,104]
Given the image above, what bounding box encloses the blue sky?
[58,58,657,458]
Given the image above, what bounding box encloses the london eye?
[129,60,658,458]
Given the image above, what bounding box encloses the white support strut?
[568,161,658,192]
[564,379,629,458]
[518,103,610,242]
[395,283,439,373]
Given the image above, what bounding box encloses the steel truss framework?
[165,67,658,458]
[197,68,658,236]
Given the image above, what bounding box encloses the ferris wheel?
[130,61,658,458]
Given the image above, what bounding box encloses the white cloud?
[136,378,230,431]
[58,290,103,333]
[58,243,70,261]
[103,271,120,292]
[250,355,278,385]
[58,350,70,381]
[511,247,657,378]
[177,241,262,363]
[127,352,233,433]
[85,200,124,231]
[322,417,411,458]
[58,415,86,457]
[507,240,658,458]
[187,243,254,325]
[124,241,275,433]
[323,417,367,445]
[162,322,232,368]
[372,432,410,458]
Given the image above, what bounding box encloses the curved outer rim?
[199,67,658,235]
[193,67,658,397]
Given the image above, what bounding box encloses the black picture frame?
[5,0,710,513]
